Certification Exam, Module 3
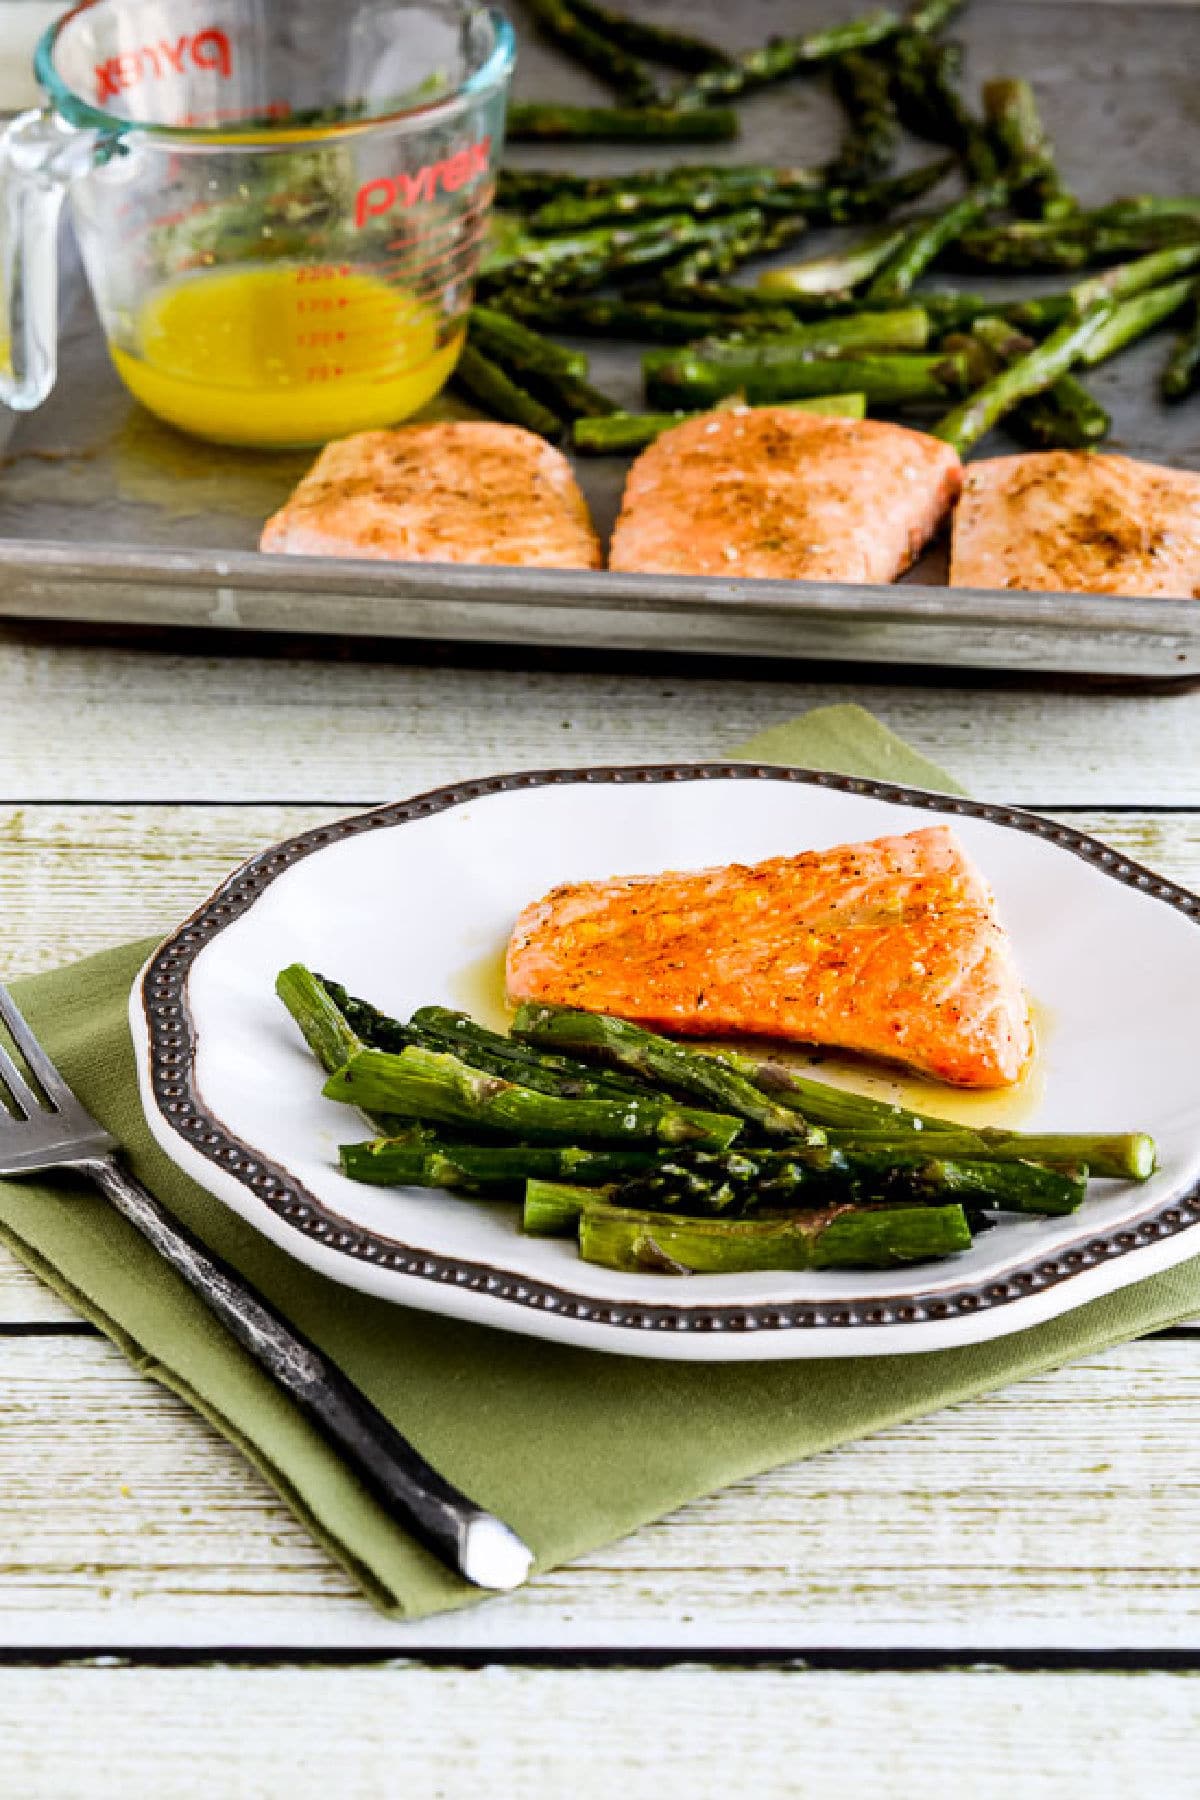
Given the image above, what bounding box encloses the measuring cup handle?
[0,110,96,412]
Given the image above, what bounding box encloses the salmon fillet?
[260,422,601,568]
[507,825,1032,1089]
[950,450,1200,597]
[607,409,962,582]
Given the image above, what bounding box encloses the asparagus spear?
[921,291,1019,330]
[499,163,781,209]
[721,1048,944,1132]
[450,343,564,438]
[789,158,958,227]
[468,304,588,379]
[322,1045,744,1149]
[1002,293,1077,332]
[524,1180,605,1236]
[340,1140,659,1192]
[276,963,363,1073]
[632,277,818,313]
[646,158,953,262]
[495,168,594,208]
[866,187,1002,301]
[1012,375,1110,449]
[954,221,1094,272]
[669,8,901,109]
[579,1199,972,1274]
[505,103,739,144]
[644,344,964,410]
[968,316,1110,449]
[527,182,738,236]
[905,0,964,30]
[699,307,935,356]
[407,1004,654,1099]
[521,0,659,106]
[983,77,1075,221]
[1162,297,1200,401]
[930,299,1113,453]
[319,978,649,1103]
[404,1024,642,1100]
[573,393,868,453]
[825,1149,1086,1215]
[344,1135,1082,1220]
[831,50,900,183]
[654,208,775,286]
[1071,242,1200,311]
[604,209,768,283]
[719,1048,1156,1178]
[748,212,814,262]
[526,364,622,420]
[758,224,910,297]
[517,161,817,204]
[825,1130,1155,1182]
[499,291,798,342]
[511,1003,825,1139]
[1075,277,1197,366]
[277,966,416,1138]
[307,978,415,1053]
[889,33,998,183]
[559,0,733,71]
[696,277,993,329]
[1091,195,1200,226]
[492,208,767,292]
[611,1145,1086,1217]
[527,169,823,233]
[956,217,1200,273]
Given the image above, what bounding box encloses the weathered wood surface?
[1,1328,1198,1651]
[5,1663,1200,1800]
[1,636,1196,804]
[4,1663,1199,1800]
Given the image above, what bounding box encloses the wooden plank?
[4,1664,1200,1799]
[2,1334,1200,1650]
[0,803,1195,982]
[0,639,1195,804]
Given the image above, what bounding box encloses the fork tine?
[0,981,72,1107]
[0,1035,47,1121]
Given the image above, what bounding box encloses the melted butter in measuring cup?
[110,261,463,447]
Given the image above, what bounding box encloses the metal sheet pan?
[0,0,1197,675]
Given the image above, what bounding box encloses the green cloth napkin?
[3,702,1195,1619]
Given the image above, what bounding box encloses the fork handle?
[82,1156,533,1593]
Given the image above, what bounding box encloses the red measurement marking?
[354,139,491,229]
[294,265,352,283]
[95,27,231,103]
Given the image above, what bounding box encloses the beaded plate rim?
[139,763,1200,1339]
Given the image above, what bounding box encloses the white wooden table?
[1,625,1199,1796]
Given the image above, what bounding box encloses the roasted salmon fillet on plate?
[507,825,1032,1089]
[607,409,963,582]
[950,450,1200,597]
[261,422,602,568]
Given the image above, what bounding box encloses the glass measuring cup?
[0,0,514,445]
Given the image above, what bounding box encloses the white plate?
[131,765,1200,1361]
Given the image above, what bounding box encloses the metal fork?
[0,980,533,1593]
